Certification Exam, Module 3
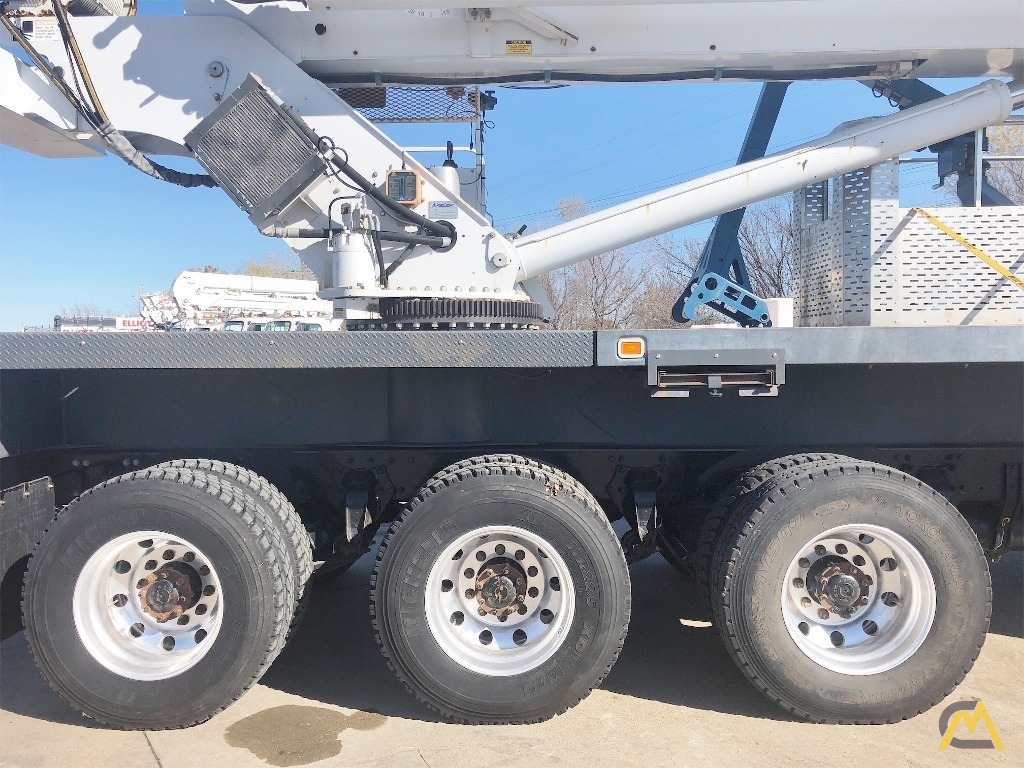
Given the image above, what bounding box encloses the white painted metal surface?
[185,1,1024,83]
[0,2,1019,323]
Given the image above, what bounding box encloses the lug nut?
[801,597,812,607]
[478,608,487,616]
[818,609,830,620]
[798,558,810,568]
[793,578,805,589]
[814,545,827,556]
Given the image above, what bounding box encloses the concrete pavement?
[2,551,1020,768]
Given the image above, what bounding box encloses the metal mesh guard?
[188,78,322,215]
[337,86,481,123]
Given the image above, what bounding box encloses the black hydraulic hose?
[51,0,108,123]
[3,2,216,189]
[378,230,449,248]
[275,101,454,242]
[328,64,879,88]
[385,243,415,279]
[327,151,452,239]
[0,14,98,127]
[370,229,388,288]
[98,124,217,188]
[259,225,448,250]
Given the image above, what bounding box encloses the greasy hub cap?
[805,556,869,618]
[137,563,200,622]
[475,558,527,619]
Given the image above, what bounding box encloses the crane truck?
[139,271,333,330]
[1,0,1022,730]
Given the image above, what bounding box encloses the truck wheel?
[23,467,292,729]
[154,459,313,639]
[696,453,849,604]
[711,460,990,723]
[371,455,630,723]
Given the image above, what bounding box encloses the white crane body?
[2,0,1022,324]
[1,0,1023,735]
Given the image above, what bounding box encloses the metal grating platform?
[336,86,483,123]
[793,159,1024,326]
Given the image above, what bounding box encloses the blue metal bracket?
[681,271,773,327]
[672,81,790,328]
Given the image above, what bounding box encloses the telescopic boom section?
[513,81,1015,280]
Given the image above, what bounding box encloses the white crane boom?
[0,0,1021,326]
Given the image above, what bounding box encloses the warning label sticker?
[505,40,533,55]
[428,201,458,220]
[22,17,59,41]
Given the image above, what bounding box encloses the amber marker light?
[617,337,646,359]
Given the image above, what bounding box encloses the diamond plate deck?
[0,331,594,370]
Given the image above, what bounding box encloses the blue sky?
[0,9,980,330]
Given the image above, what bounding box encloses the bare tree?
[985,125,1024,204]
[534,199,649,329]
[532,196,794,329]
[236,251,316,280]
[660,197,794,300]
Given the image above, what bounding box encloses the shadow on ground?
[262,550,1023,721]
[2,548,1020,728]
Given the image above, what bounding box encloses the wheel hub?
[781,524,936,676]
[805,555,869,618]
[73,530,224,681]
[137,563,199,623]
[425,526,576,676]
[475,558,527,619]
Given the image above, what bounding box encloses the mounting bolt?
[490,252,511,268]
[207,61,224,78]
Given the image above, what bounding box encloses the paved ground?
[2,550,1020,768]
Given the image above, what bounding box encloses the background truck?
[139,271,333,331]
[1,0,1022,731]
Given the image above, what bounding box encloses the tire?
[696,453,850,606]
[23,467,292,729]
[711,459,991,723]
[371,454,630,723]
[154,459,313,640]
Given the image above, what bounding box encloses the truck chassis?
[2,326,1021,726]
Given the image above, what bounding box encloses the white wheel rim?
[780,523,935,675]
[73,531,224,680]
[424,525,576,676]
